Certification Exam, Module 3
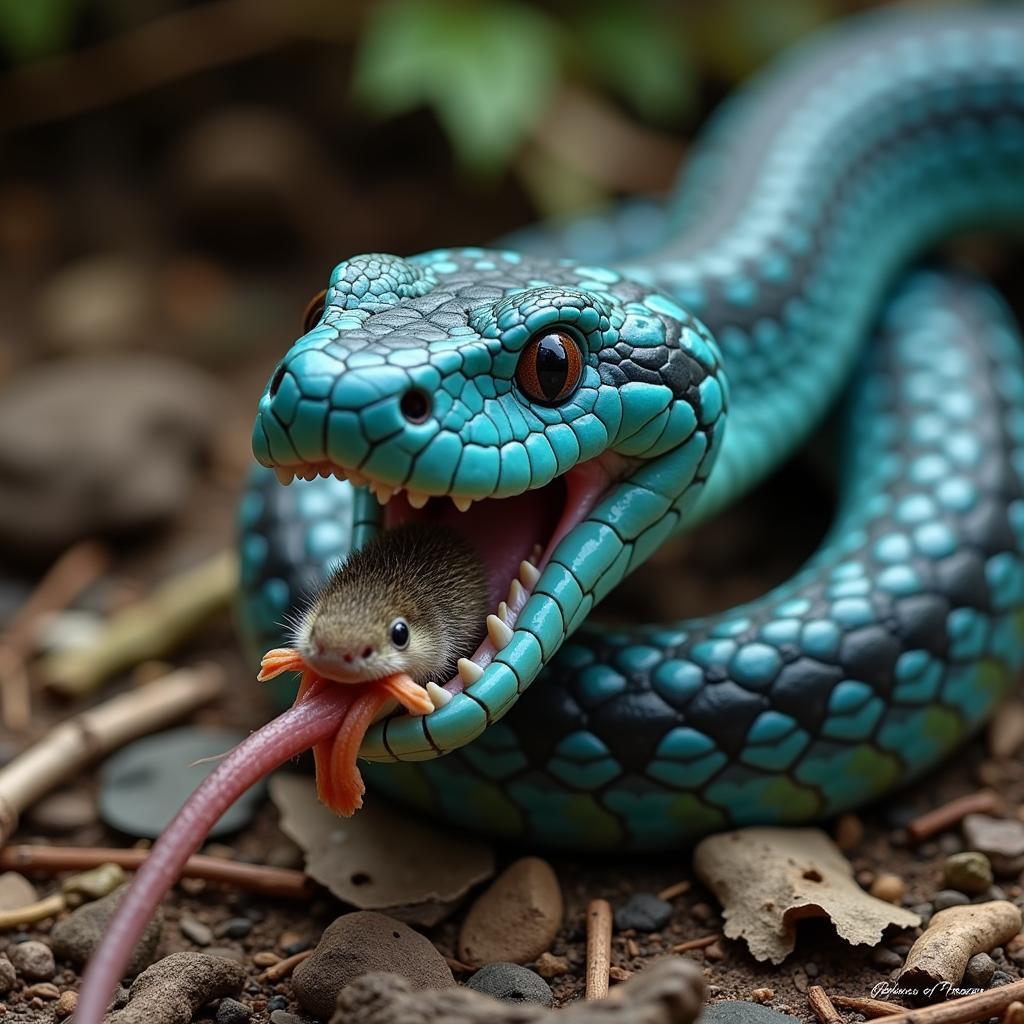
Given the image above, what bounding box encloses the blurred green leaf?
[576,3,695,123]
[352,0,560,174]
[0,0,82,61]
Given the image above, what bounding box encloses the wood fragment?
[1004,1002,1024,1024]
[867,978,1024,1024]
[0,844,312,900]
[833,996,907,1018]
[0,540,109,729]
[672,933,722,953]
[262,948,313,981]
[444,957,476,974]
[0,663,223,842]
[906,791,1000,844]
[585,898,613,1000]
[657,879,691,901]
[40,550,237,696]
[808,986,845,1024]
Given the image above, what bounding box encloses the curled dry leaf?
[694,827,920,963]
[269,774,494,925]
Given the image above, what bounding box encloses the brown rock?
[51,884,162,976]
[0,872,36,910]
[533,953,569,979]
[55,989,77,1018]
[459,858,563,966]
[962,814,1024,876]
[108,952,246,1024]
[292,912,453,1019]
[9,941,54,981]
[869,874,906,904]
[331,957,705,1024]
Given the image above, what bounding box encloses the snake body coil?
[239,10,1024,849]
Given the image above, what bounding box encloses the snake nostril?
[269,363,287,399]
[400,388,431,424]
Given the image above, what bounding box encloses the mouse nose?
[341,645,375,664]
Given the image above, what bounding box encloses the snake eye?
[389,618,410,650]
[515,329,584,405]
[301,288,327,334]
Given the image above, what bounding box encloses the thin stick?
[672,933,721,953]
[40,551,236,697]
[0,663,223,842]
[808,986,845,1024]
[833,996,910,1018]
[585,898,613,1000]
[906,790,1000,844]
[0,894,65,930]
[262,948,313,981]
[0,540,109,729]
[0,845,311,900]
[657,879,691,901]
[868,978,1024,1024]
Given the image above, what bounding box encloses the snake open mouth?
[274,452,630,711]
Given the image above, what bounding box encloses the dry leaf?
[269,774,494,925]
[694,827,920,963]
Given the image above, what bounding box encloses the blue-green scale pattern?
[238,10,1024,848]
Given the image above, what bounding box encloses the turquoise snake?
[71,10,1024,1018]
[231,8,1024,850]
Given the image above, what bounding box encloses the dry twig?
[0,663,223,842]
[657,879,691,901]
[808,986,845,1024]
[906,791,1000,844]
[263,948,314,981]
[833,996,906,1018]
[0,844,312,900]
[672,934,722,953]
[585,898,613,1000]
[40,551,236,696]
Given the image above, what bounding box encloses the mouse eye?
[515,328,583,406]
[389,618,410,650]
[301,288,327,333]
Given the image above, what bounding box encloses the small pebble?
[466,963,553,1006]
[963,815,1024,877]
[217,997,253,1024]
[834,813,864,851]
[992,970,1015,987]
[752,988,775,1003]
[9,941,55,981]
[870,874,906,904]
[252,951,280,968]
[268,995,289,1011]
[180,917,213,947]
[943,852,994,895]
[0,872,37,911]
[0,955,14,994]
[55,990,77,1018]
[270,1012,303,1024]
[704,941,726,961]
[28,789,97,832]
[871,947,903,970]
[964,952,997,986]
[24,982,59,1000]
[533,952,569,978]
[614,892,673,933]
[216,918,253,940]
[933,889,971,911]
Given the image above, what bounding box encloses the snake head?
[252,249,726,758]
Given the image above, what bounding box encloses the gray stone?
[292,912,453,1019]
[51,884,162,975]
[0,872,36,910]
[466,963,553,1006]
[614,893,673,933]
[964,953,997,987]
[108,952,246,1024]
[216,997,253,1024]
[180,917,213,947]
[871,947,903,970]
[962,815,1024,876]
[0,953,15,994]
[701,1001,802,1024]
[9,940,54,981]
[0,356,220,557]
[100,727,264,839]
[991,970,1015,988]
[216,917,253,940]
[933,889,971,911]
[943,852,994,895]
[270,1013,305,1024]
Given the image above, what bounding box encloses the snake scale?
[238,8,1024,850]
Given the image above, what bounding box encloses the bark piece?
[331,957,705,1024]
[899,901,1022,1004]
[694,827,920,963]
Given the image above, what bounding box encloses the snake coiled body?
[238,9,1024,849]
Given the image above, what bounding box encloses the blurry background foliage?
[0,0,890,216]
